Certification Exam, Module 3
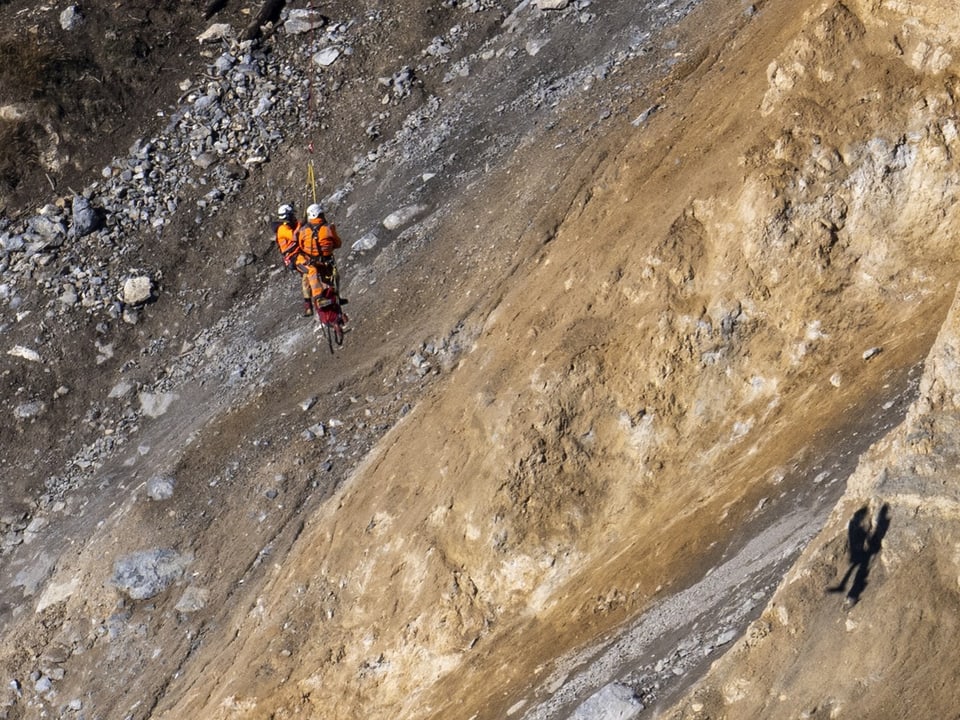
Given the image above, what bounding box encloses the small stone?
[284,9,326,34]
[862,346,882,361]
[193,153,217,170]
[108,381,134,399]
[139,392,178,418]
[34,676,52,693]
[632,104,661,126]
[8,345,41,362]
[572,682,644,717]
[351,232,379,252]
[313,47,342,67]
[525,39,548,56]
[175,586,210,613]
[197,23,233,43]
[382,204,428,230]
[146,475,176,501]
[716,629,737,646]
[71,195,102,237]
[60,5,84,30]
[14,401,46,420]
[122,276,153,306]
[25,517,48,534]
[112,548,192,601]
[235,253,255,268]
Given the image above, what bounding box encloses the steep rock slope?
[153,0,960,718]
[0,0,958,719]
[1,1,769,718]
[665,1,960,718]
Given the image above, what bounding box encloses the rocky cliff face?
[662,3,960,717]
[0,0,958,719]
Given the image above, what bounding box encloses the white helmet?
[277,203,294,221]
[306,203,324,220]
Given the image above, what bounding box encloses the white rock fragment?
[96,341,115,365]
[632,104,661,126]
[351,232,379,252]
[108,381,134,399]
[193,152,216,170]
[383,204,429,230]
[426,37,452,57]
[197,23,234,44]
[862,346,882,361]
[139,392,179,418]
[535,0,570,8]
[571,682,643,719]
[146,475,176,501]
[0,104,26,121]
[13,553,56,595]
[313,47,342,67]
[525,38,548,56]
[303,423,326,440]
[8,345,41,362]
[175,586,210,613]
[284,9,326,34]
[14,401,46,420]
[122,276,153,306]
[60,5,83,31]
[716,629,738,646]
[941,119,959,146]
[36,577,79,613]
[25,517,48,535]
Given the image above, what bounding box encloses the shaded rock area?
[0,0,958,719]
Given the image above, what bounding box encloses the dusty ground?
[1,0,960,719]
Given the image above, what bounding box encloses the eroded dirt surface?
[1,0,960,719]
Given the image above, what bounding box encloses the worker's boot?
[302,299,313,317]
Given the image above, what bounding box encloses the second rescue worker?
[296,203,346,316]
[274,203,314,316]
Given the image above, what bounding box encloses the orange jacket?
[298,219,341,260]
[276,220,300,263]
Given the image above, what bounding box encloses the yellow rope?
[306,159,317,205]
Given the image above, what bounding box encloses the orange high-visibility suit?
[275,220,301,267]
[296,219,342,308]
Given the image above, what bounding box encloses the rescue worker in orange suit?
[295,203,348,317]
[274,203,313,316]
